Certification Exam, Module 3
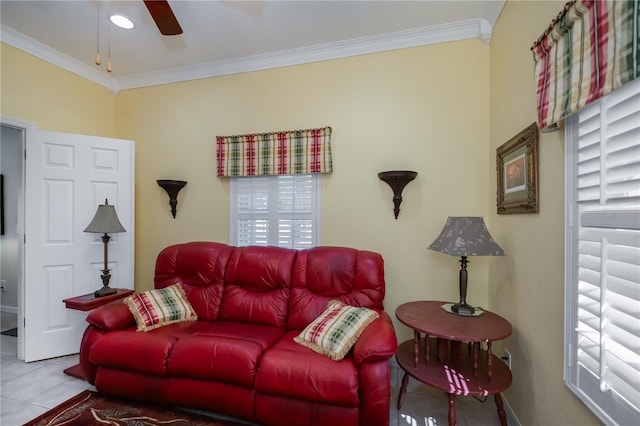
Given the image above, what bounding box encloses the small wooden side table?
[62,288,133,379]
[395,301,512,426]
[63,288,133,311]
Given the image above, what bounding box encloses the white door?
[24,130,134,362]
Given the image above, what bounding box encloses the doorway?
[0,123,26,359]
[0,121,135,361]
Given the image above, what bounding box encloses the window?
[230,174,320,249]
[565,78,640,426]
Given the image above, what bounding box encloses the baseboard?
[1,305,18,314]
[502,394,521,426]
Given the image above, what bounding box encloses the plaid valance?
[531,0,639,130]
[216,127,333,177]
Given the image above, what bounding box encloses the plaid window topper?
[216,127,333,177]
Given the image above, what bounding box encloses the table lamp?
[428,216,504,316]
[84,199,126,297]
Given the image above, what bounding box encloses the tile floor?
[1,312,509,425]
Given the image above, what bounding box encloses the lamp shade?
[84,199,126,234]
[428,217,504,257]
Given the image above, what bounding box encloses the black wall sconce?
[378,170,417,219]
[157,180,187,218]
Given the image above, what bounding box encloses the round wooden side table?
[395,300,512,426]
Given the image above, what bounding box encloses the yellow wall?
[116,40,492,335]
[2,2,604,421]
[488,1,599,425]
[0,44,116,136]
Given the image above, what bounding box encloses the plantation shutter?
[277,174,315,248]
[235,176,270,246]
[565,78,640,426]
[230,174,320,249]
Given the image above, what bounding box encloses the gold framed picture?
[496,123,539,214]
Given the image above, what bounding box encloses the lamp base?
[94,286,117,298]
[452,302,476,316]
[441,303,484,317]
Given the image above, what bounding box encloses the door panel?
[24,130,134,362]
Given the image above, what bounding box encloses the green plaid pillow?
[294,300,379,361]
[124,284,197,332]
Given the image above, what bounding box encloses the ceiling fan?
[143,0,182,36]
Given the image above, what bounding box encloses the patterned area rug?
[24,390,251,426]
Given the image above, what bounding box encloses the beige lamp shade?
[84,199,126,234]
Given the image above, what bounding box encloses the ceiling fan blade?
[143,0,183,36]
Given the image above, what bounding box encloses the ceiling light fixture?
[109,14,135,30]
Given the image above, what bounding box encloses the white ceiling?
[1,1,505,92]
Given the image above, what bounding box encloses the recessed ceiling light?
[110,15,135,30]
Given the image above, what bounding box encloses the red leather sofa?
[79,242,398,426]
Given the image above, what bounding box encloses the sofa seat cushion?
[191,321,285,350]
[90,329,177,377]
[255,331,359,407]
[167,321,286,388]
[168,336,262,387]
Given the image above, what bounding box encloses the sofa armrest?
[86,300,135,331]
[79,325,103,384]
[352,310,398,364]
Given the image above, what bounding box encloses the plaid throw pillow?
[294,300,379,361]
[124,284,197,332]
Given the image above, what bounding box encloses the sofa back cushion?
[287,246,385,330]
[154,242,235,321]
[219,245,297,328]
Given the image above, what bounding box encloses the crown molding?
[1,24,120,93]
[2,18,492,93]
[118,19,493,90]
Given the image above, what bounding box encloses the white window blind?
[230,174,320,249]
[565,78,640,426]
